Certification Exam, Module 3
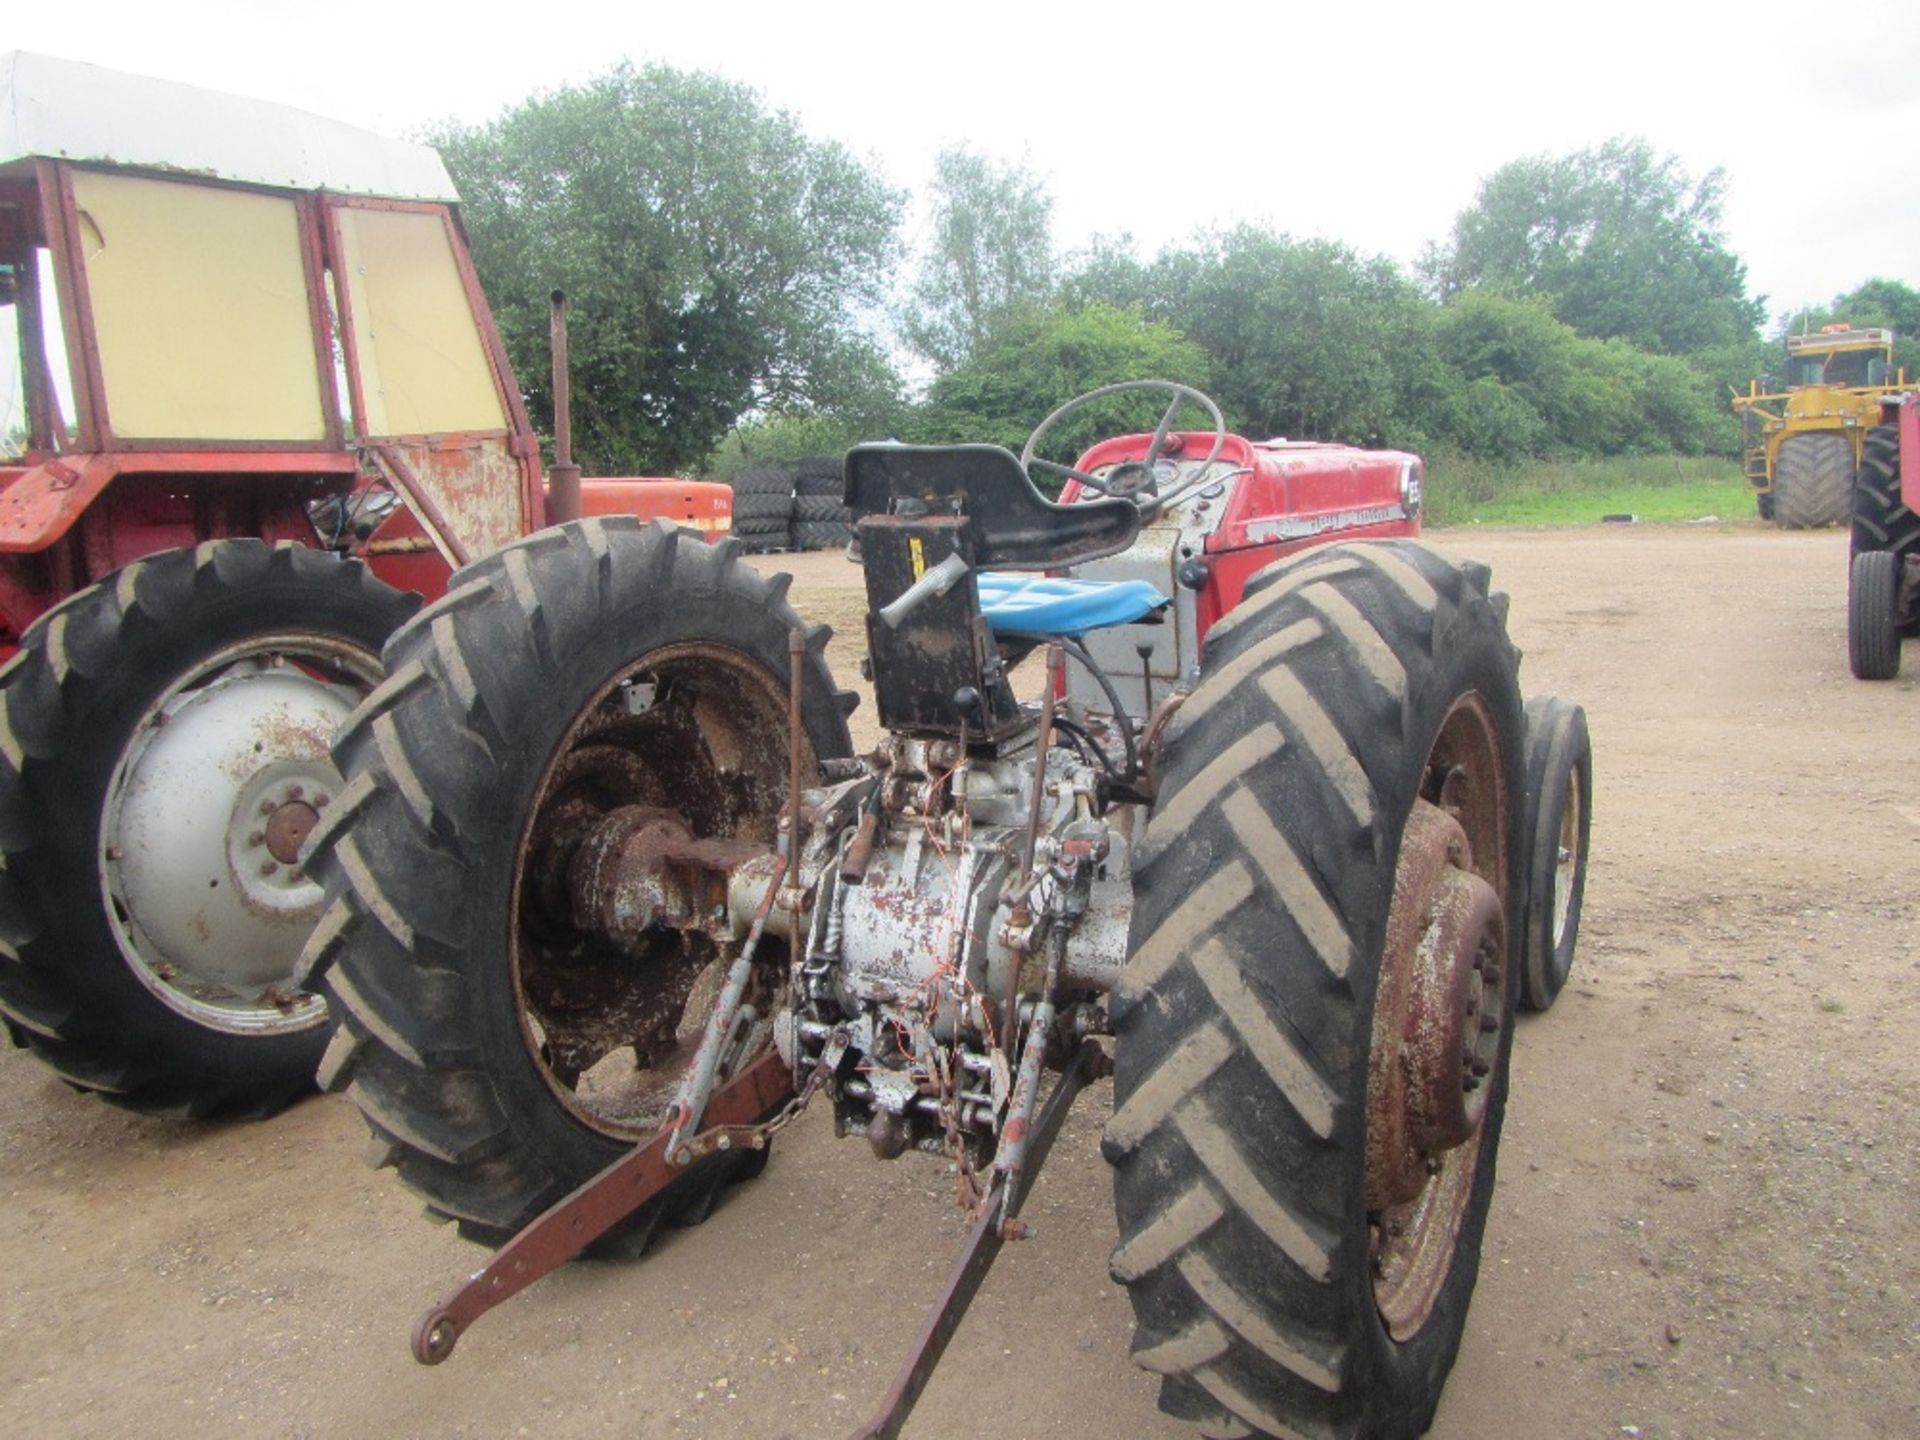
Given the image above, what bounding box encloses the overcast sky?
[10,0,1920,325]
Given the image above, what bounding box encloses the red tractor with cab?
[0,53,727,1117]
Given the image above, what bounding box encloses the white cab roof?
[0,52,459,201]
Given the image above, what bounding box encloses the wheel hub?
[264,797,321,865]
[569,803,769,945]
[510,642,802,1140]
[1368,801,1505,1210]
[104,643,371,1030]
[1366,692,1513,1341]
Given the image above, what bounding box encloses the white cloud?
[7,0,1919,322]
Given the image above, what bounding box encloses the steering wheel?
[1019,380,1227,505]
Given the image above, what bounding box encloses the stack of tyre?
[791,456,854,551]
[728,466,794,552]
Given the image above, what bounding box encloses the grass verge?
[1425,452,1755,527]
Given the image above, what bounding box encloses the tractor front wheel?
[1107,540,1525,1440]
[1518,696,1591,1011]
[300,519,855,1244]
[0,541,416,1116]
[1848,549,1902,680]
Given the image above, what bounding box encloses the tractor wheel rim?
[508,642,805,1142]
[1551,766,1582,951]
[101,633,380,1035]
[1367,692,1511,1341]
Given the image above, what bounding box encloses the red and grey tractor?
[0,54,726,1117]
[1847,391,1920,679]
[302,380,1594,1439]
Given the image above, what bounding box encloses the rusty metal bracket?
[850,1038,1104,1440]
[363,442,471,568]
[410,1048,795,1366]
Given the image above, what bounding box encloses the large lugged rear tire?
[1106,540,1525,1440]
[300,519,855,1243]
[0,541,416,1116]
[1772,432,1853,529]
[1849,425,1918,561]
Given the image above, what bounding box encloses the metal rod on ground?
[409,1049,794,1366]
[849,1040,1104,1440]
[547,289,581,525]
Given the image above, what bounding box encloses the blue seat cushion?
[975,572,1168,637]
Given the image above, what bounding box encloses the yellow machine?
[1733,325,1906,527]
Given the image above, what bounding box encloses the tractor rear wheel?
[1772,433,1853,529]
[1848,549,1902,681]
[1518,696,1591,1012]
[1850,426,1919,605]
[1107,540,1524,1440]
[0,541,415,1116]
[300,519,855,1244]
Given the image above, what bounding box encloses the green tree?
[911,303,1211,481]
[1424,137,1763,355]
[1832,278,1920,338]
[1781,278,1920,379]
[706,385,912,481]
[435,64,903,476]
[1146,229,1439,448]
[901,149,1056,369]
[1433,291,1726,456]
[1057,235,1154,313]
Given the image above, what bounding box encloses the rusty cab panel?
[0,54,543,648]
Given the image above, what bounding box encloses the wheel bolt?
[104,845,123,862]
[259,799,276,815]
[288,785,304,801]
[289,867,305,883]
[260,860,279,877]
[314,793,331,809]
[247,831,266,847]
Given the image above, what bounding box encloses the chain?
[759,1057,829,1141]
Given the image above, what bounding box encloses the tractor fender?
[1894,393,1920,515]
[0,453,119,553]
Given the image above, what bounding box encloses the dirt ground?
[3,522,1917,1440]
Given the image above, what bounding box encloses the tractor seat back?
[844,443,1140,570]
[843,443,1150,745]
